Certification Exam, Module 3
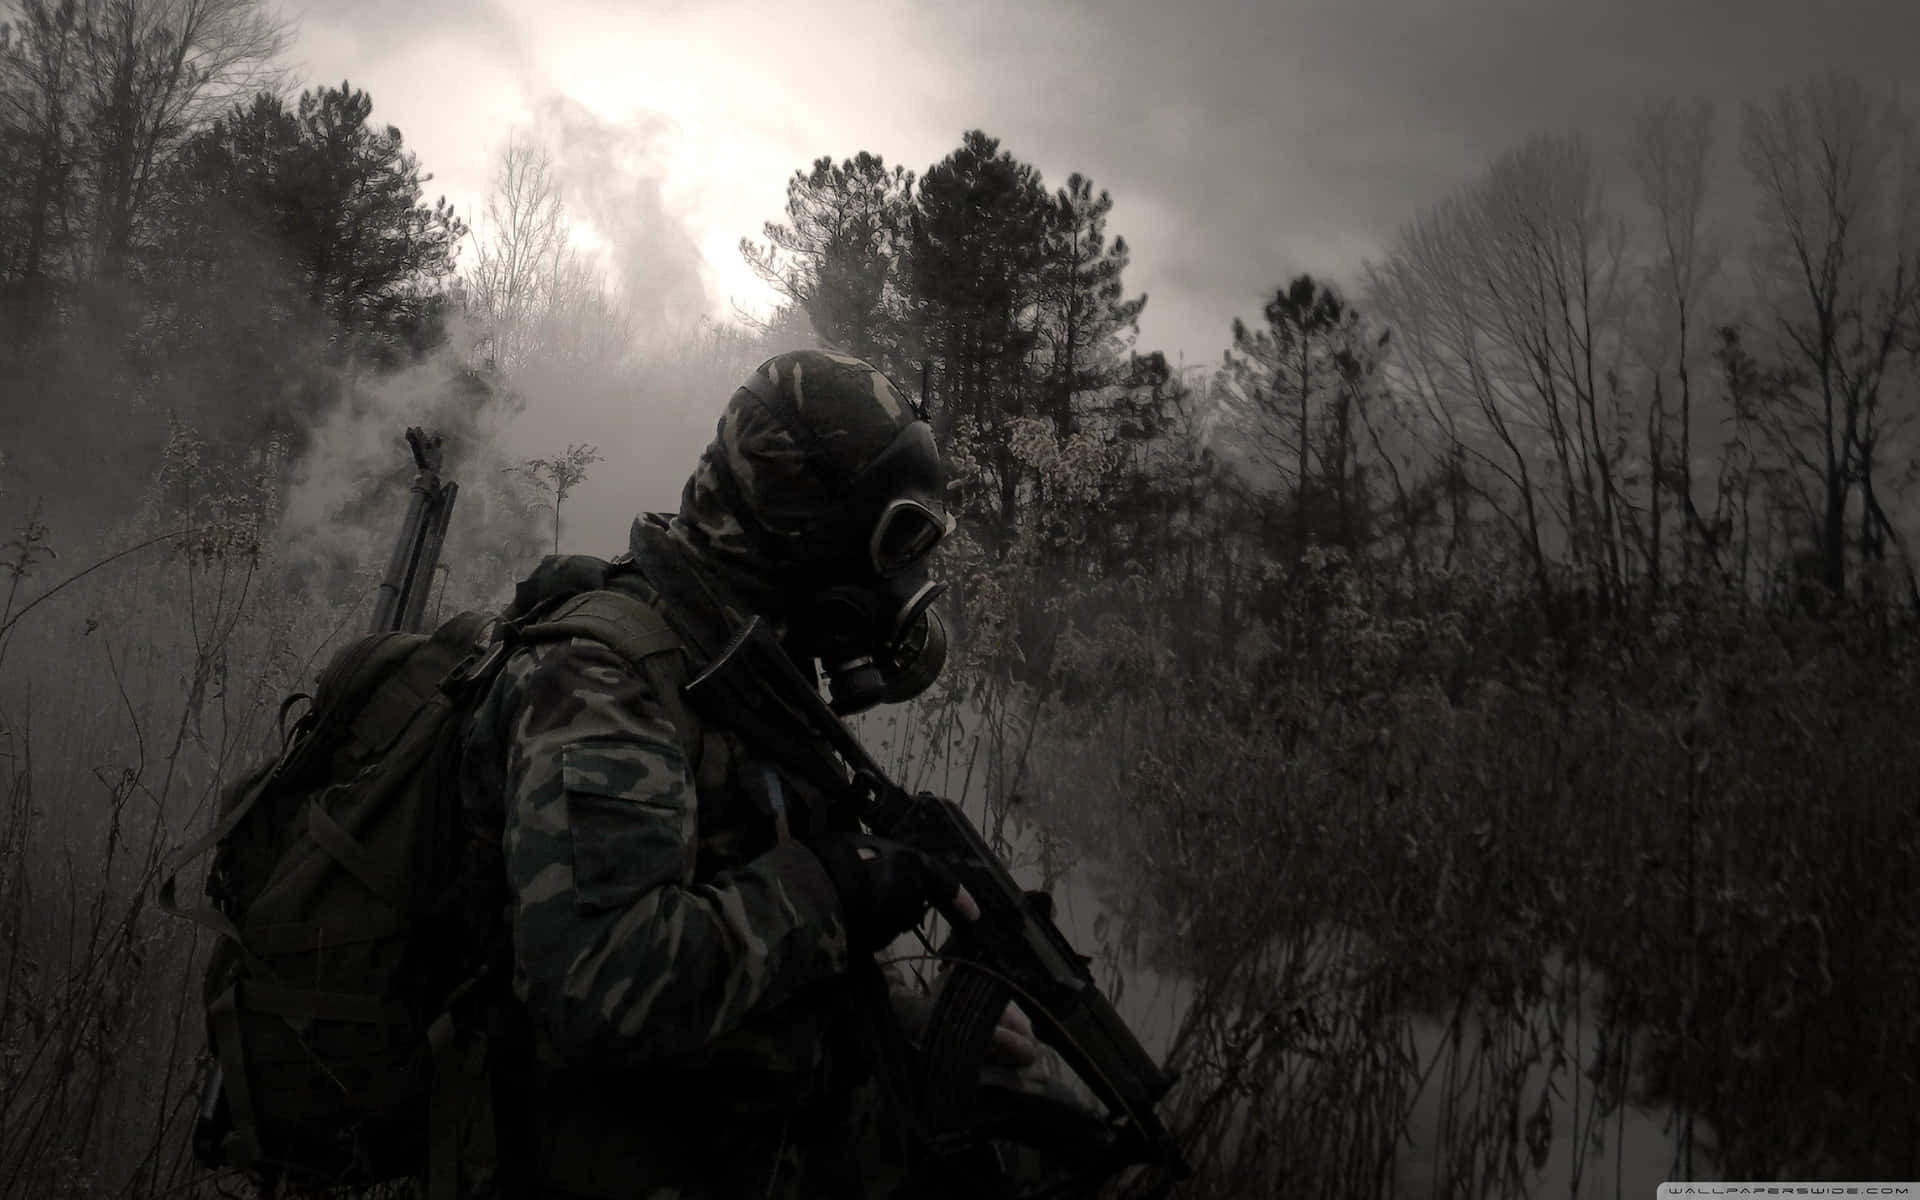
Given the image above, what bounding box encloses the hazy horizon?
[283,0,1920,371]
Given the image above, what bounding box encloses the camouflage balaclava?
[666,349,955,713]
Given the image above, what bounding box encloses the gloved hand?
[807,832,972,955]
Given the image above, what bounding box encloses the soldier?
[458,350,1043,1198]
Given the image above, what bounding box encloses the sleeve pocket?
[561,740,695,912]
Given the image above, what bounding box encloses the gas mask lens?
[870,498,955,576]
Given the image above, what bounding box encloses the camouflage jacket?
[456,561,921,1199]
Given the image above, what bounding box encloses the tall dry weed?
[0,420,512,1198]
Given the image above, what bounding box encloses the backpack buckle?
[443,625,514,696]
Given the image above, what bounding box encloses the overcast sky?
[287,0,1918,373]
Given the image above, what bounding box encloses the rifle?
[370,426,459,635]
[684,615,1192,1199]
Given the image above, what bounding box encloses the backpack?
[158,568,705,1199]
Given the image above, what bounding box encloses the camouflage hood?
[665,350,937,617]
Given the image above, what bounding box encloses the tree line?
[0,0,481,517]
[8,2,1914,672]
[740,77,1920,694]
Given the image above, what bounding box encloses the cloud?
[873,0,1920,360]
[283,0,548,95]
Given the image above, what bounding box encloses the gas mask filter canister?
[803,565,950,716]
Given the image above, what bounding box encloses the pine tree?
[740,151,915,378]
[164,83,465,354]
[1220,274,1378,560]
[1037,172,1145,440]
[907,130,1052,528]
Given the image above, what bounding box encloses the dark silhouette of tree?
[0,0,88,334]
[1221,274,1381,560]
[0,0,285,334]
[1711,324,1814,605]
[908,130,1052,527]
[74,81,471,467]
[1740,72,1920,605]
[163,83,466,355]
[1628,95,1720,600]
[76,0,286,291]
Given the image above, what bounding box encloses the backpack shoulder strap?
[517,590,705,776]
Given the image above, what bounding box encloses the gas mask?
[698,356,960,716]
[794,493,956,715]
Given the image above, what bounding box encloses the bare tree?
[1365,135,1636,615]
[1628,95,1722,595]
[0,2,84,299]
[74,0,287,285]
[1740,71,1920,606]
[466,134,570,373]
[537,243,633,371]
[463,131,637,379]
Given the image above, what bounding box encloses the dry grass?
[1,522,321,1198]
[1008,559,1920,1196]
[0,431,508,1197]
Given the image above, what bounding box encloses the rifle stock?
[684,616,1191,1195]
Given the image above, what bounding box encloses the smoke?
[280,346,490,536]
[271,89,802,588]
[532,96,713,335]
[425,95,802,556]
[277,325,544,615]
